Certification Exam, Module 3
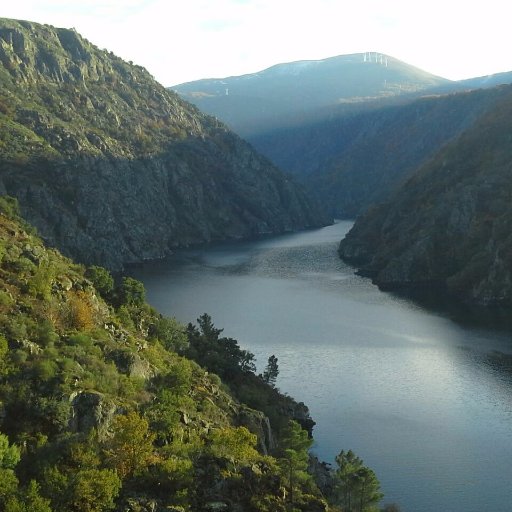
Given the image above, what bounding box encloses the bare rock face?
[0,18,329,270]
[69,391,117,438]
[236,406,276,455]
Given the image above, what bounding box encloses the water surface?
[130,221,512,512]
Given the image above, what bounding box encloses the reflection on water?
[130,221,512,512]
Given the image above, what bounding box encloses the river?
[129,221,512,512]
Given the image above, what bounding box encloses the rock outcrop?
[236,406,276,455]
[0,18,329,270]
[69,391,118,438]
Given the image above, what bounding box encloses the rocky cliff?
[338,84,512,305]
[0,18,329,270]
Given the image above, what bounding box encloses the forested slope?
[338,85,512,305]
[0,197,333,511]
[253,86,508,217]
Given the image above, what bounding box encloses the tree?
[149,316,189,353]
[0,435,21,510]
[0,469,19,508]
[0,433,20,469]
[0,196,20,219]
[333,449,383,512]
[5,480,52,512]
[262,355,279,387]
[186,314,256,379]
[278,420,313,505]
[105,411,155,479]
[196,313,223,340]
[69,469,121,512]
[0,335,8,376]
[117,277,146,307]
[208,426,260,473]
[145,362,194,443]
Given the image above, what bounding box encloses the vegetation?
[261,355,279,387]
[331,450,383,512]
[0,199,384,510]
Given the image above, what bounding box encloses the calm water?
[130,221,512,512]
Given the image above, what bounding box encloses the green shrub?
[32,359,58,382]
[85,266,114,300]
[149,316,188,353]
[0,291,13,307]
[115,305,134,330]
[35,320,59,347]
[28,261,56,300]
[117,277,145,307]
[0,196,20,219]
[68,332,93,349]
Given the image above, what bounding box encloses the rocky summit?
[0,18,329,270]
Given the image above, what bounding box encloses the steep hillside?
[338,85,512,305]
[0,197,332,511]
[172,53,449,136]
[0,18,329,271]
[303,86,509,217]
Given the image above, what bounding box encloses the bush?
[35,320,59,347]
[149,316,188,353]
[64,291,95,330]
[68,332,93,349]
[85,266,114,301]
[32,359,58,383]
[116,277,145,307]
[28,261,56,300]
[0,196,20,219]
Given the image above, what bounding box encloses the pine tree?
[333,449,383,511]
[262,355,279,387]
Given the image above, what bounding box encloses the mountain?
[173,55,512,222]
[172,53,450,136]
[440,70,512,92]
[301,86,510,217]
[0,18,329,271]
[338,84,512,305]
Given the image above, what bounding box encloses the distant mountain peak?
[171,52,450,136]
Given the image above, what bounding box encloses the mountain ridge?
[172,52,450,136]
[302,85,510,217]
[0,18,329,270]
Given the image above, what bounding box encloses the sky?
[2,0,511,86]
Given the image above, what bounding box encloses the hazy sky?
[2,0,511,86]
